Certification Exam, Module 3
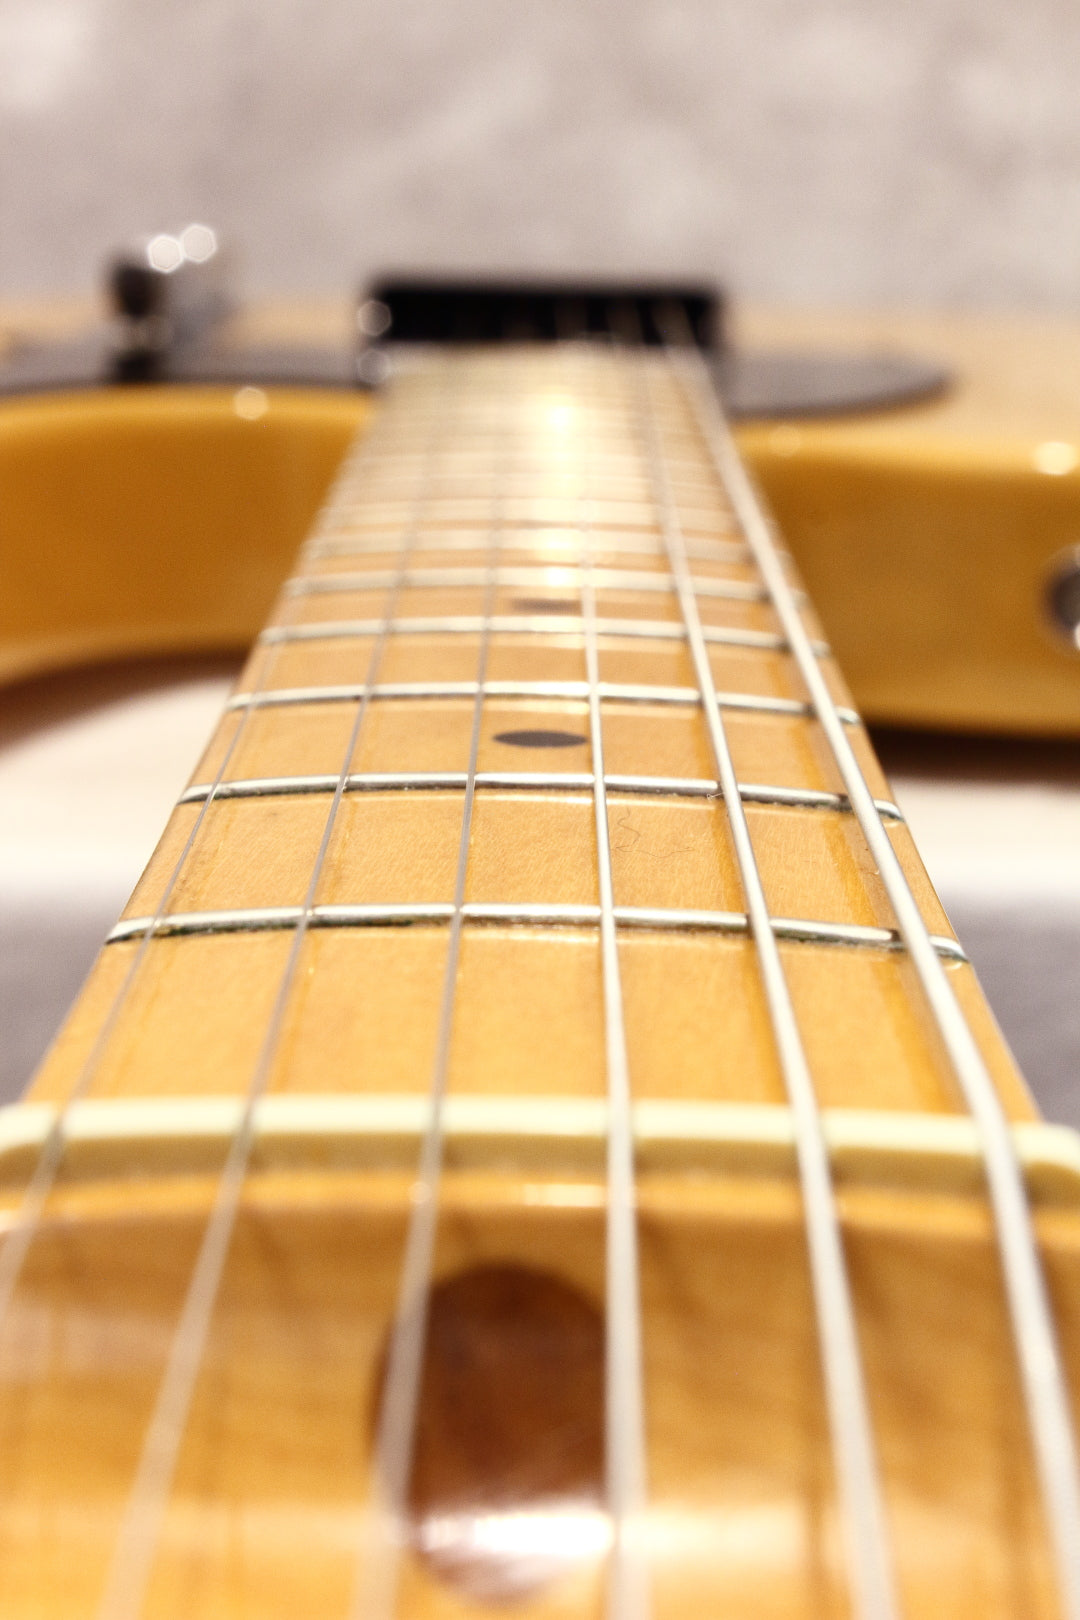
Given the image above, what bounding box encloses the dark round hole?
[373,1263,606,1602]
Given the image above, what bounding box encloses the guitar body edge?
[2,302,1080,734]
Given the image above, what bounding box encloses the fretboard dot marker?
[493,729,589,750]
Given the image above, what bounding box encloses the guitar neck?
[21,339,1080,1620]
[30,343,1031,1123]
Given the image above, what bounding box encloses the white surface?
[877,731,1080,1128]
[2,664,1078,1123]
[0,663,235,1098]
[889,777,1080,911]
[2,0,1080,309]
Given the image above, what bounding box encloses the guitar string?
[0,408,392,1342]
[92,360,452,1620]
[625,319,899,1620]
[349,359,510,1620]
[671,335,1080,1620]
[356,342,652,1620]
[558,336,652,1620]
[19,332,1075,1620]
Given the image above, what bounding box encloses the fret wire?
[177,771,903,822]
[315,498,732,527]
[0,384,407,1359]
[327,514,737,541]
[315,512,737,539]
[578,355,652,1620]
[105,900,966,959]
[93,362,456,1620]
[674,344,1080,1620]
[306,451,726,488]
[287,566,771,603]
[351,374,511,1620]
[635,348,900,1620]
[227,680,860,721]
[259,616,825,656]
[308,531,752,566]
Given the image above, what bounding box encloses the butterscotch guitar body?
[2,301,1080,731]
[1,309,1080,1620]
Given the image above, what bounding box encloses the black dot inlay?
[494,728,588,750]
[511,596,579,614]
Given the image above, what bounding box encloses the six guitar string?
[0,332,1076,1619]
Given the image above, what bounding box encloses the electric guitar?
[1,270,1079,1620]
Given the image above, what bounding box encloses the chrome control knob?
[1045,549,1080,647]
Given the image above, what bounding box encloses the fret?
[309,530,752,566]
[285,567,771,601]
[7,342,1079,1620]
[327,497,683,530]
[277,588,788,639]
[225,679,858,718]
[40,918,1003,1125]
[259,616,818,652]
[177,768,904,819]
[194,692,872,789]
[114,787,938,937]
[106,901,963,960]
[247,619,833,691]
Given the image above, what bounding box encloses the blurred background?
[2,0,1080,307]
[1,0,1079,1117]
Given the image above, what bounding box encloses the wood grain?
[6,343,1078,1617]
[0,1172,1076,1617]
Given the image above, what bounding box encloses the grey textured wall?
[2,0,1080,306]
